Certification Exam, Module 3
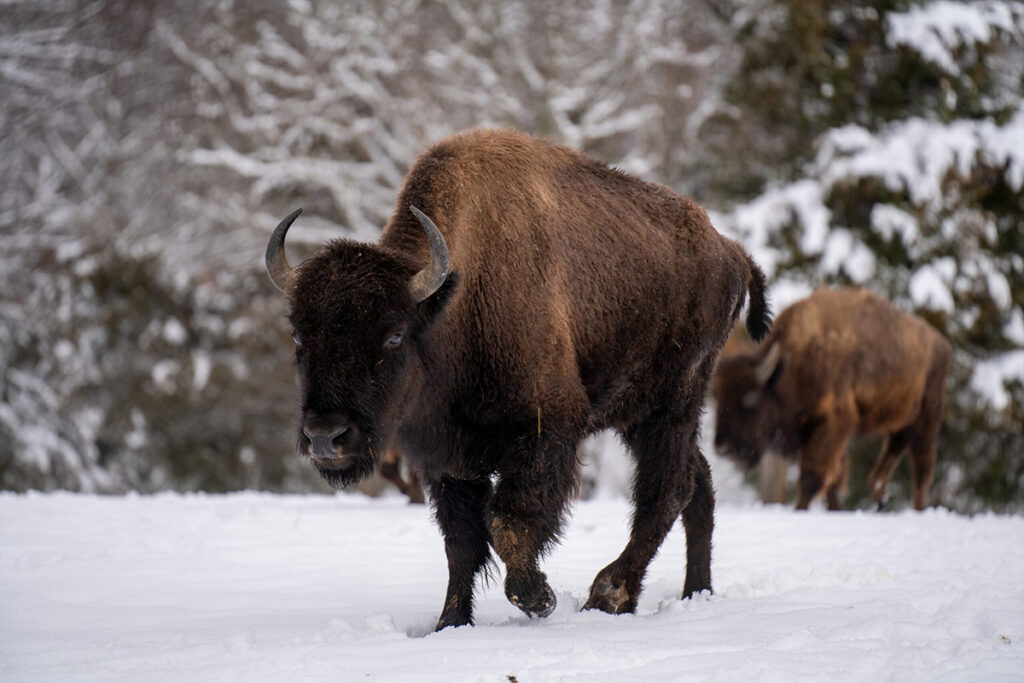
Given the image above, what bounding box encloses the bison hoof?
[435,612,472,631]
[505,575,556,618]
[435,594,473,631]
[583,577,635,615]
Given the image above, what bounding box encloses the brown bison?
[265,128,770,629]
[712,288,950,511]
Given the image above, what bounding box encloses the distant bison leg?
[585,406,704,614]
[796,412,855,510]
[868,430,910,510]
[907,438,937,511]
[906,398,942,511]
[405,469,426,504]
[488,440,578,619]
[906,358,946,510]
[796,468,824,511]
[379,448,425,504]
[430,476,493,630]
[824,456,849,511]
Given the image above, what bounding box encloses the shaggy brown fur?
[271,128,770,629]
[713,288,950,511]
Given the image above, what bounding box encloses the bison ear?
[415,269,460,331]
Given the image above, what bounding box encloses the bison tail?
[744,255,771,342]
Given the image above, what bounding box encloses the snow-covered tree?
[157,0,732,247]
[3,1,1018,510]
[712,0,1024,510]
[2,0,736,494]
[0,1,322,492]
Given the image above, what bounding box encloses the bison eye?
[383,325,406,350]
[292,331,302,347]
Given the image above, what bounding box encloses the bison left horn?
[755,343,782,386]
[265,208,303,298]
[408,205,450,303]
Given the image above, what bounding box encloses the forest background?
[2,0,1021,511]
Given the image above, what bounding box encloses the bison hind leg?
[681,451,714,598]
[868,429,910,509]
[585,401,711,614]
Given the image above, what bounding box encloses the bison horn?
[265,208,303,298]
[755,343,782,386]
[407,205,450,303]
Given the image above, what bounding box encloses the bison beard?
[266,128,770,630]
[309,449,376,489]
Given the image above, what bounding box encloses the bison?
[265,128,770,629]
[712,288,950,511]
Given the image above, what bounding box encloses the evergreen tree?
[709,0,1024,510]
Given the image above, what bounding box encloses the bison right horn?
[755,343,782,386]
[266,208,303,298]
[407,206,451,303]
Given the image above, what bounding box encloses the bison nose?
[302,423,350,458]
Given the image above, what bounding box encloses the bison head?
[711,344,784,469]
[265,207,455,488]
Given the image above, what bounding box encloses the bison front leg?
[796,415,854,510]
[907,431,937,511]
[488,444,577,619]
[824,456,849,511]
[429,476,493,630]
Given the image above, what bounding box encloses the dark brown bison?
[265,128,770,629]
[712,288,950,511]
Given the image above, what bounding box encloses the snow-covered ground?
[2,492,1022,682]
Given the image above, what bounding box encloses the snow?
[191,350,212,392]
[887,1,1022,75]
[162,318,187,345]
[986,270,1013,311]
[150,359,181,392]
[971,350,1024,411]
[724,180,831,279]
[909,259,957,313]
[2,492,1022,682]
[1006,308,1024,346]
[721,107,1024,285]
[821,229,876,283]
[764,278,815,315]
[871,204,920,252]
[819,111,1024,209]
